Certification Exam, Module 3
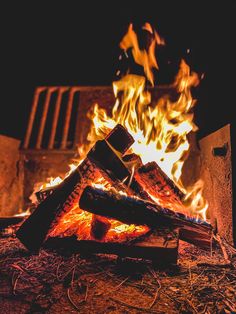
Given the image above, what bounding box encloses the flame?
[34,23,208,242]
[87,24,208,219]
[14,207,31,217]
[88,61,198,185]
[37,163,79,192]
[120,23,164,86]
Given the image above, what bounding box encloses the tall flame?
[87,23,207,218]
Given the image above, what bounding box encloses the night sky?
[1,1,235,141]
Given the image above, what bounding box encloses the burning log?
[44,229,179,265]
[0,216,25,230]
[87,139,153,202]
[17,158,100,251]
[79,186,213,249]
[134,161,185,210]
[35,186,54,203]
[16,124,134,251]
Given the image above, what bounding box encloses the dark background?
[1,1,235,141]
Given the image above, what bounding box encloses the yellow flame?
[120,23,164,86]
[88,61,198,185]
[87,24,208,220]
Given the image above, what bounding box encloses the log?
[88,140,153,202]
[0,216,25,230]
[35,186,54,203]
[79,186,213,249]
[44,229,179,266]
[134,161,185,210]
[16,125,134,252]
[17,158,101,251]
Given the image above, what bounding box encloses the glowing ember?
[35,23,208,242]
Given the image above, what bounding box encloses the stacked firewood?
[16,124,213,264]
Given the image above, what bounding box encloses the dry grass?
[0,236,236,314]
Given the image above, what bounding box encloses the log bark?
[88,141,153,202]
[0,216,25,230]
[134,161,185,210]
[16,125,134,251]
[35,186,54,203]
[44,229,179,265]
[16,158,101,251]
[79,186,213,249]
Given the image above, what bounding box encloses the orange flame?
[87,24,208,218]
[120,23,164,85]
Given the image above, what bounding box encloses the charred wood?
[134,161,185,208]
[88,140,153,202]
[0,216,26,230]
[44,229,179,265]
[79,186,213,249]
[16,158,100,251]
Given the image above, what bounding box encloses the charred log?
[44,229,179,265]
[134,161,185,207]
[79,186,213,249]
[0,216,26,230]
[87,140,153,202]
[16,158,100,251]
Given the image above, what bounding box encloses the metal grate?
[23,87,80,150]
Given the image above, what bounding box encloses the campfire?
[1,18,236,314]
[14,23,214,265]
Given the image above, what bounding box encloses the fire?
[89,65,195,184]
[87,23,207,216]
[120,23,164,85]
[36,23,208,241]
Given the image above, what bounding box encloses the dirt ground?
[0,236,236,314]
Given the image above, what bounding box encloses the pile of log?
[16,124,213,264]
[79,186,212,249]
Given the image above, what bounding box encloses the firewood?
[87,140,153,202]
[44,229,179,265]
[16,158,100,251]
[79,186,213,249]
[16,125,134,252]
[0,216,26,230]
[35,186,54,203]
[122,153,143,171]
[134,161,185,209]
